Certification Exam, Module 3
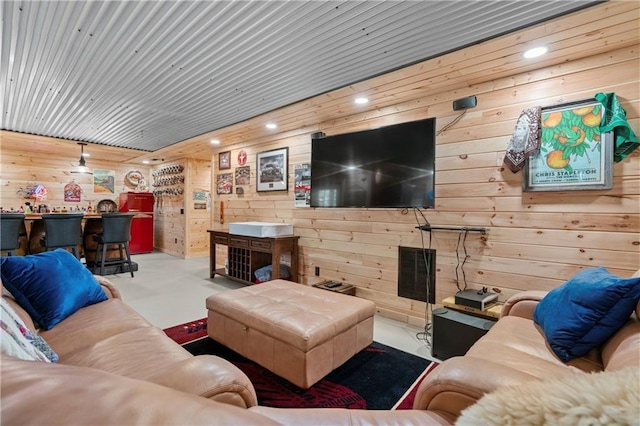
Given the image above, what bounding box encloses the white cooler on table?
[228,222,293,238]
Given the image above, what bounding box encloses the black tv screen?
[310,118,436,208]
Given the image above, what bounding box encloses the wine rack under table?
[207,230,299,285]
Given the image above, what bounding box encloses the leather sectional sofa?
[1,274,454,425]
[415,288,640,418]
[2,271,638,425]
[2,275,258,408]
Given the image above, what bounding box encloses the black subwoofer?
[431,308,495,360]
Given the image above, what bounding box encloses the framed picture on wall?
[216,173,233,194]
[235,166,250,185]
[219,151,231,170]
[294,163,311,207]
[256,147,288,192]
[93,169,115,194]
[523,99,613,192]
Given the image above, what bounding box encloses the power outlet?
[174,238,178,244]
[315,266,320,276]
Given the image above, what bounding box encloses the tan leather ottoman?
[206,279,375,389]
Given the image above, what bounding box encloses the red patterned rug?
[163,318,208,344]
[164,318,438,410]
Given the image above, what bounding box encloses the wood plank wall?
[152,160,186,257]
[0,141,212,258]
[0,2,637,326]
[208,2,639,325]
[0,146,150,213]
[185,158,212,258]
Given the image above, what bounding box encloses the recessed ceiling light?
[523,46,548,59]
[142,160,150,164]
[355,97,369,105]
[266,123,277,130]
[210,139,220,145]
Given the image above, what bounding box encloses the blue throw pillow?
[533,267,640,362]
[0,249,107,330]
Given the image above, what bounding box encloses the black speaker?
[431,308,495,360]
[453,95,477,111]
[397,246,435,304]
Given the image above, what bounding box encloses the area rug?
[164,318,436,409]
[163,318,208,344]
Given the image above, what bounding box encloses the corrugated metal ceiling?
[1,1,599,152]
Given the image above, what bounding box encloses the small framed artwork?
[257,147,288,192]
[523,98,613,192]
[235,166,250,185]
[216,173,233,194]
[219,151,231,170]
[93,169,115,194]
[294,163,311,207]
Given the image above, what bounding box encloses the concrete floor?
[107,251,436,361]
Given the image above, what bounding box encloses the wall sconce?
[70,142,93,175]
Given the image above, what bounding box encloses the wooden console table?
[207,230,299,285]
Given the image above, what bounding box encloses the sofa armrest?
[1,356,275,426]
[413,356,538,417]
[251,406,456,426]
[143,355,258,408]
[501,290,548,320]
[94,275,122,300]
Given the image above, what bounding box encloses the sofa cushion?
[0,249,107,330]
[534,267,640,362]
[466,316,600,376]
[1,298,55,362]
[39,298,153,357]
[60,326,192,377]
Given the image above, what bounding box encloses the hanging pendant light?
[70,142,93,175]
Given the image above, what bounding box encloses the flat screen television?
[310,118,436,208]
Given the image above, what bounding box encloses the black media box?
[455,289,498,311]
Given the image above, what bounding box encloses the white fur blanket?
[456,367,640,426]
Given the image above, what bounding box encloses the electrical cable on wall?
[436,110,467,136]
[412,207,433,347]
[454,228,471,291]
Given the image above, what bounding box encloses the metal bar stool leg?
[124,242,134,277]
[92,243,100,274]
[100,243,108,276]
[117,244,124,274]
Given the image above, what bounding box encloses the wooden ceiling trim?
[0,130,148,163]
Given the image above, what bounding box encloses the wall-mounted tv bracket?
[415,225,487,234]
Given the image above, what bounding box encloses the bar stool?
[41,213,84,259]
[93,213,135,277]
[1,213,26,256]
